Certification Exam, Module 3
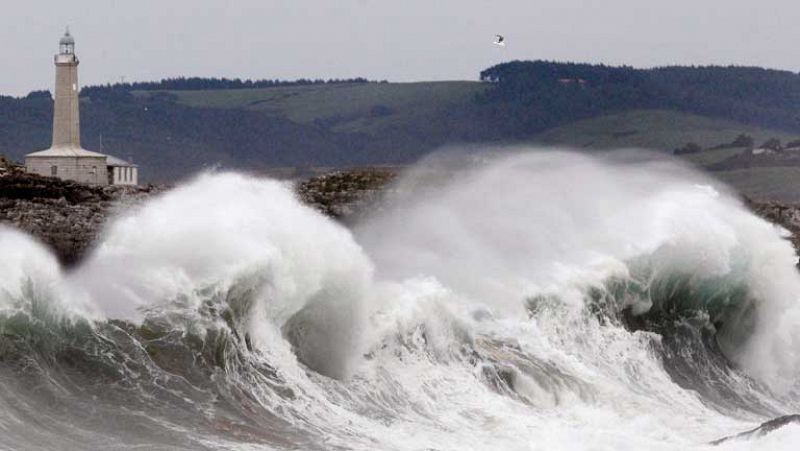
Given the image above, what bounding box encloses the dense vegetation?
[478,61,800,136]
[4,62,800,181]
[80,76,376,99]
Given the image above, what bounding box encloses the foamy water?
[0,149,799,450]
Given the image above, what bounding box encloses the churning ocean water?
[1,150,799,450]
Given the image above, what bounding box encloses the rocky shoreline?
[0,171,163,265]
[2,159,800,266]
[745,198,800,256]
[296,168,397,221]
[0,162,397,264]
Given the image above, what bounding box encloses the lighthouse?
[52,28,81,148]
[25,29,138,186]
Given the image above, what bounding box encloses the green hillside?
[153,81,486,133]
[5,60,800,201]
[534,110,800,201]
[536,110,797,156]
[1,81,493,181]
[713,167,800,201]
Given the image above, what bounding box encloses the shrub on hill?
[731,134,755,148]
[674,142,703,155]
[761,138,783,151]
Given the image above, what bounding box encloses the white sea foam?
[2,150,800,449]
[356,150,800,392]
[68,172,374,378]
[0,225,62,311]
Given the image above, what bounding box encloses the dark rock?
[0,169,165,265]
[295,167,398,222]
[710,414,800,445]
[745,198,800,263]
[1,166,396,266]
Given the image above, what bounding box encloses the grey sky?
[1,0,797,96]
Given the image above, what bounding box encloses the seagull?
[493,35,505,47]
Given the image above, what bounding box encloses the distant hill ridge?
[5,77,380,101]
[3,61,800,183]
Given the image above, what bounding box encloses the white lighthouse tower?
[52,28,82,149]
[25,29,138,186]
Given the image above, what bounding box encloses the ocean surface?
[1,150,799,450]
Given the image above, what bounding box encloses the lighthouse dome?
[59,30,74,46]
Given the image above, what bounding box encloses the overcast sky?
[1,0,798,96]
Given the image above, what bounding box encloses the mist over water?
[2,148,800,449]
[357,150,800,390]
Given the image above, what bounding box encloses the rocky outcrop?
[745,198,800,255]
[295,168,397,221]
[0,166,396,265]
[0,171,162,265]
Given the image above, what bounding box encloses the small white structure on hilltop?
[25,29,138,186]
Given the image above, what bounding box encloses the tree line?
[5,77,380,101]
[80,76,377,97]
[478,60,800,136]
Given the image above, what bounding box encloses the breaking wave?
[2,149,800,450]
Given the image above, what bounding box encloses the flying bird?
[493,35,505,47]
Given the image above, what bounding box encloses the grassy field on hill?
[142,81,487,135]
[534,110,800,200]
[714,167,800,201]
[536,110,798,159]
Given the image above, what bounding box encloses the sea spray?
[0,150,799,449]
[356,149,800,391]
[68,172,374,379]
[0,225,95,321]
[0,226,61,307]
